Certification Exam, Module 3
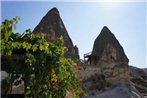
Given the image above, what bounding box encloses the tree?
[1,17,83,98]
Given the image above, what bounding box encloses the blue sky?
[1,1,146,68]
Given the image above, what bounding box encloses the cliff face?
[33,7,79,61]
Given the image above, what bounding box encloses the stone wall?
[76,63,101,81]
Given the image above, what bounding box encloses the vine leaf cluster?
[1,17,83,98]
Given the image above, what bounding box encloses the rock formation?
[90,26,129,65]
[33,7,79,61]
[82,85,143,98]
[79,26,144,98]
[1,7,146,98]
[86,26,130,85]
[130,66,147,96]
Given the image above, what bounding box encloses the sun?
[102,0,123,3]
[99,0,122,8]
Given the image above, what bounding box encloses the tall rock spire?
[88,26,130,85]
[33,7,79,61]
[91,26,129,65]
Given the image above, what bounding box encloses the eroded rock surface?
[33,7,79,61]
[91,26,128,65]
[86,26,130,85]
[81,85,143,98]
[130,66,147,96]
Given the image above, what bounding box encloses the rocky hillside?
[81,85,142,98]
[130,66,147,96]
[33,7,79,61]
[76,63,143,98]
[76,26,144,98]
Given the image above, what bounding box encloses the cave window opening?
[110,56,114,60]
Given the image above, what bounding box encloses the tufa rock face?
[88,26,130,85]
[91,26,129,65]
[33,7,79,61]
[130,66,147,95]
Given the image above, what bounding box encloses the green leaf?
[25,43,32,50]
[13,42,21,49]
[14,24,16,29]
[26,90,31,95]
[22,42,27,49]
[39,44,44,51]
[7,50,12,56]
[32,44,38,52]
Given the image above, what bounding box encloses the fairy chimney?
[33,7,79,61]
[88,26,130,84]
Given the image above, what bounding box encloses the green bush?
[1,17,82,98]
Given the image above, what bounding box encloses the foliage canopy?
[1,17,82,98]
